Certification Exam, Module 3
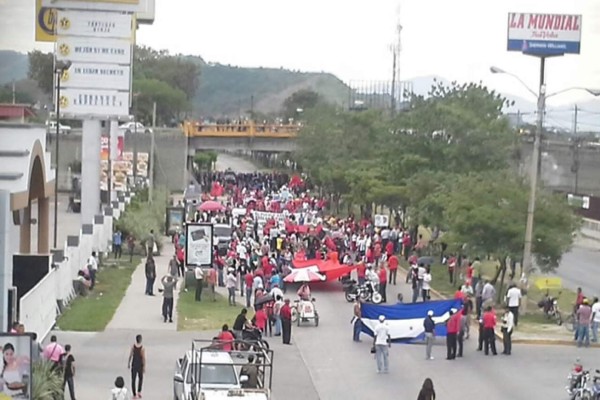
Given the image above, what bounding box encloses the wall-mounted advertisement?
[0,334,32,399]
[60,63,131,91]
[59,88,129,117]
[185,223,214,267]
[57,10,133,39]
[55,36,132,64]
[122,152,148,178]
[507,13,582,56]
[35,0,56,42]
[166,207,185,235]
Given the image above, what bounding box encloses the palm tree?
[31,360,63,400]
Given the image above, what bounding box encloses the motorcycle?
[343,279,382,304]
[566,365,592,400]
[537,291,563,325]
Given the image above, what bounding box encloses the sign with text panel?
[59,88,129,117]
[59,63,131,90]
[507,13,582,55]
[57,10,133,39]
[56,36,132,64]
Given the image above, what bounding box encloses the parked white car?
[118,122,152,134]
[46,120,72,134]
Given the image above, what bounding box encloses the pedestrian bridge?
[182,121,299,152]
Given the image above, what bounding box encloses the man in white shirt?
[373,315,391,373]
[501,306,515,355]
[591,297,600,343]
[194,266,204,302]
[270,285,284,301]
[87,252,98,290]
[505,284,523,326]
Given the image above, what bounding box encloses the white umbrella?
[284,268,326,283]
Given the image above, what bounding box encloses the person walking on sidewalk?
[161,275,177,323]
[576,298,592,348]
[194,265,204,302]
[417,378,436,400]
[62,344,76,400]
[423,310,436,360]
[113,230,123,259]
[145,229,156,256]
[591,297,600,343]
[128,334,146,399]
[169,255,179,277]
[457,311,467,357]
[207,266,217,302]
[144,255,156,296]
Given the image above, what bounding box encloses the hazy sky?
[1,0,599,110]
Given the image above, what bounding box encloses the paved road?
[50,154,600,400]
[215,152,260,173]
[555,238,600,297]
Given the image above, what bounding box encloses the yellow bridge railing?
[182,121,300,138]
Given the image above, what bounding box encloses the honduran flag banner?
[361,299,464,343]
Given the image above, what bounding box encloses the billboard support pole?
[521,55,546,309]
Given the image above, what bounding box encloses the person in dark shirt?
[240,355,259,388]
[63,344,76,400]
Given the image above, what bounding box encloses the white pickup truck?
[174,343,273,400]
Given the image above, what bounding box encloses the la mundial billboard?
[507,13,582,56]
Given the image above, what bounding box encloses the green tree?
[193,151,217,172]
[27,50,54,95]
[133,78,189,125]
[133,45,200,101]
[282,89,322,120]
[32,360,64,399]
[433,171,579,278]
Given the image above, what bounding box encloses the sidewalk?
[106,237,180,331]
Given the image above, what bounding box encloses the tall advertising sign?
[55,9,133,118]
[185,224,214,267]
[0,334,33,399]
[507,13,582,56]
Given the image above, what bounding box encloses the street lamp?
[490,65,600,281]
[53,60,71,249]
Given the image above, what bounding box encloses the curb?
[397,265,582,347]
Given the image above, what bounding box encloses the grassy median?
[56,256,141,331]
[177,289,245,332]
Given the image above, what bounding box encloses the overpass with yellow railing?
[182,121,299,152]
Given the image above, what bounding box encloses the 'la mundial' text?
[509,14,580,31]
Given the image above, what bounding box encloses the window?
[187,363,238,385]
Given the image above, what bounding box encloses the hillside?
[0,50,29,83]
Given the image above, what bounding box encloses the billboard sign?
[57,10,133,39]
[35,0,57,42]
[59,88,129,117]
[507,13,582,55]
[56,36,132,64]
[60,63,130,90]
[0,334,33,399]
[185,223,214,267]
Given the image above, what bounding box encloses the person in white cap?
[373,315,391,373]
[423,310,436,360]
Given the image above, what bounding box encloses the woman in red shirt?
[217,324,235,352]
[254,308,268,333]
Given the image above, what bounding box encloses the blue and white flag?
[361,299,464,342]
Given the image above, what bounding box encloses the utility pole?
[12,80,16,104]
[250,95,254,121]
[149,101,156,203]
[571,105,580,193]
